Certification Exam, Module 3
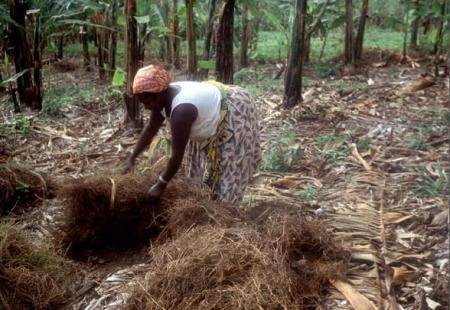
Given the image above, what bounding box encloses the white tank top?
[167,81,222,141]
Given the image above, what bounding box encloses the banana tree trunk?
[344,0,354,66]
[185,0,197,80]
[354,0,369,60]
[172,0,181,68]
[434,0,447,76]
[249,15,261,51]
[200,0,217,78]
[124,0,141,127]
[0,70,4,93]
[410,0,420,48]
[97,30,105,79]
[94,11,106,79]
[304,0,330,63]
[80,25,91,70]
[33,15,43,108]
[216,0,235,84]
[283,0,307,108]
[56,35,64,59]
[239,4,249,69]
[162,0,173,64]
[110,0,118,77]
[9,0,41,110]
[433,0,446,55]
[304,35,311,63]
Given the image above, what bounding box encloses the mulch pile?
[59,173,350,308]
[0,164,57,215]
[59,173,212,250]
[0,220,81,310]
[126,202,349,309]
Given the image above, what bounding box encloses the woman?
[123,65,261,205]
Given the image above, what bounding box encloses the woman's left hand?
[147,181,167,203]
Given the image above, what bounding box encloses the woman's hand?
[147,180,167,202]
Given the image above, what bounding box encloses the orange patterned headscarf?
[132,65,173,94]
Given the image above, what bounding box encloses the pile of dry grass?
[59,173,212,250]
[0,164,57,215]
[125,203,349,309]
[0,220,81,309]
[59,173,349,308]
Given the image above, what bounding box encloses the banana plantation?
[0,0,448,309]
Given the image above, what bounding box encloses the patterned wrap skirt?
[185,85,261,205]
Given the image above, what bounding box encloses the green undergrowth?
[43,84,98,116]
[262,123,302,172]
[0,114,32,138]
[406,127,431,151]
[413,164,448,198]
[295,184,320,201]
[323,80,369,93]
[315,133,350,161]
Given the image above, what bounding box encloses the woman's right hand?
[122,156,136,174]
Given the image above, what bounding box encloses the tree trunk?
[434,0,447,76]
[32,15,43,109]
[402,0,410,59]
[239,4,249,69]
[97,31,105,79]
[9,0,41,110]
[80,25,91,70]
[110,0,118,77]
[124,0,141,127]
[185,0,197,80]
[410,0,420,48]
[318,35,328,62]
[200,0,217,78]
[249,15,261,51]
[138,24,148,66]
[57,35,64,59]
[9,83,20,113]
[162,0,173,64]
[216,0,235,84]
[304,0,331,63]
[304,35,311,63]
[344,0,354,66]
[0,70,4,93]
[172,0,181,68]
[433,0,446,55]
[283,0,307,108]
[354,0,369,60]
[103,18,110,69]
[94,11,106,79]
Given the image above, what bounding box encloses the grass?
[255,26,405,64]
[315,133,340,149]
[55,41,126,68]
[323,80,369,93]
[295,184,320,201]
[43,84,98,117]
[262,123,301,172]
[0,114,32,137]
[59,26,407,72]
[242,77,284,97]
[406,127,431,150]
[325,145,349,161]
[251,31,288,63]
[424,108,449,126]
[315,133,350,161]
[413,164,448,198]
